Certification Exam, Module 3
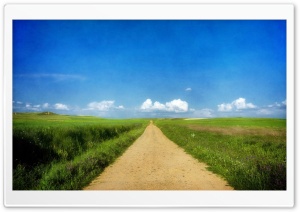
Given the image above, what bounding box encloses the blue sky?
[13,20,286,118]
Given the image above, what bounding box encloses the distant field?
[155,118,286,190]
[13,113,149,190]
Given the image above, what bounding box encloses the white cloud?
[54,103,69,110]
[185,88,192,91]
[218,103,233,112]
[87,101,115,111]
[153,101,166,110]
[141,99,153,110]
[232,98,256,109]
[17,101,23,104]
[165,99,188,112]
[86,100,124,111]
[140,99,188,113]
[218,98,256,112]
[42,103,50,108]
[22,103,41,111]
[216,98,285,118]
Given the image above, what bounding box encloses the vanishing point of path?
[84,122,233,190]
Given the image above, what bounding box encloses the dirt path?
[84,122,233,190]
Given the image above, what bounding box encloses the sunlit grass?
[13,113,148,190]
[13,114,286,190]
[155,118,286,190]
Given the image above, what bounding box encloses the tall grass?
[155,118,286,190]
[37,126,145,190]
[13,113,148,190]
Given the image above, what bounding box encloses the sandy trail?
[84,122,233,190]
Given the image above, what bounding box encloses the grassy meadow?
[13,113,286,190]
[155,118,286,190]
[13,112,149,190]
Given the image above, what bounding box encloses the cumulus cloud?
[232,98,256,110]
[166,99,189,112]
[218,98,256,112]
[140,99,188,113]
[54,103,69,110]
[141,99,153,110]
[185,88,192,91]
[86,100,124,111]
[153,101,166,110]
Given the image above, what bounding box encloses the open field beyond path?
[84,122,233,190]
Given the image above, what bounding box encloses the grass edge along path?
[155,118,286,190]
[37,125,147,190]
[13,113,149,190]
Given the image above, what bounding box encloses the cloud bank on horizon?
[13,97,286,118]
[13,20,286,118]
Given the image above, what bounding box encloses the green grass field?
[155,118,286,190]
[13,113,286,190]
[13,112,149,190]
